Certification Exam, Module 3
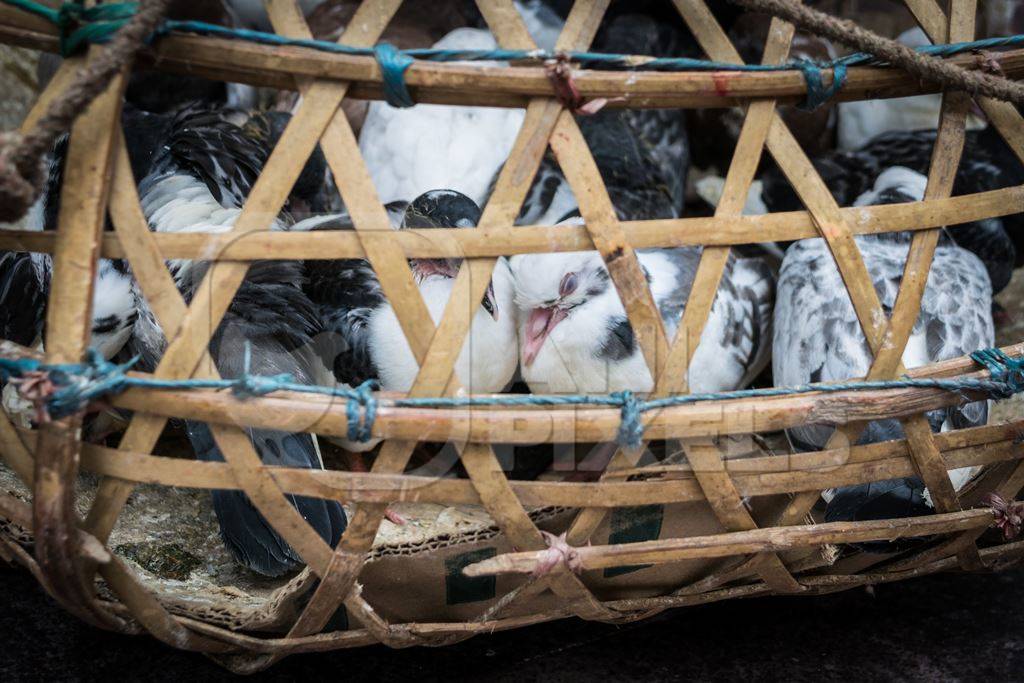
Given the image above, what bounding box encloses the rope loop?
[346,380,379,443]
[373,42,416,108]
[791,57,848,110]
[611,390,644,450]
[970,348,1024,398]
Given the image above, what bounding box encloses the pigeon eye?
[559,272,578,297]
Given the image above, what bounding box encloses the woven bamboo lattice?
[1,0,1024,672]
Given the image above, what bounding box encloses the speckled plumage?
[511,240,775,394]
[130,107,346,577]
[773,168,992,535]
[759,126,1024,293]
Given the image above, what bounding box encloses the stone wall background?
[0,44,39,132]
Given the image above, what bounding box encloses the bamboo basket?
[1,0,1024,672]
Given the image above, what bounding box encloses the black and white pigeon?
[772,167,993,547]
[129,106,346,577]
[514,13,690,224]
[0,105,175,363]
[756,125,1024,294]
[510,219,775,394]
[303,190,517,452]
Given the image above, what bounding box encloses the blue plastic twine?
[229,344,294,399]
[2,347,1024,449]
[373,43,416,108]
[55,1,139,56]
[345,380,378,443]
[612,390,643,450]
[792,58,849,111]
[11,0,1024,110]
[970,348,1024,398]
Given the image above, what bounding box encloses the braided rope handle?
[0,0,171,223]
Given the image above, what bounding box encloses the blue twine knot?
[47,351,117,417]
[228,372,294,398]
[229,342,294,398]
[346,380,378,443]
[611,390,644,449]
[791,57,848,111]
[373,42,416,108]
[55,1,138,56]
[971,348,1024,398]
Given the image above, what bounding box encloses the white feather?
[358,28,526,206]
[837,29,986,150]
[368,258,518,393]
[511,248,769,394]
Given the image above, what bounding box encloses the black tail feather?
[187,421,346,577]
[825,477,933,554]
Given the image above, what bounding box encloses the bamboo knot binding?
[372,42,416,108]
[984,493,1024,541]
[531,531,583,578]
[970,349,1024,397]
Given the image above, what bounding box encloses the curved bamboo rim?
[3,5,1024,109]
[66,344,1024,444]
[1,340,1016,445]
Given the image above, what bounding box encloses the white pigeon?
[836,28,986,151]
[509,224,776,395]
[772,167,994,540]
[304,190,518,450]
[357,28,526,207]
[515,0,564,51]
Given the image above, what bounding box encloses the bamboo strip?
[32,59,127,631]
[670,17,803,595]
[881,0,981,569]
[11,357,1003,445]
[262,0,492,646]
[18,57,82,135]
[4,6,1023,109]
[464,509,996,577]
[2,186,1021,259]
[7,418,1017,511]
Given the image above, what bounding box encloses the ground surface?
[3,563,1023,681]
[3,269,1024,683]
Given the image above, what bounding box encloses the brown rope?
[728,0,1024,107]
[0,0,171,224]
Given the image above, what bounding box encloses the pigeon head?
[509,244,612,367]
[853,167,947,246]
[401,190,498,320]
[401,189,482,229]
[853,166,927,207]
[244,110,332,216]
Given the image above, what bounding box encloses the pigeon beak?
[482,281,499,321]
[523,306,567,367]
